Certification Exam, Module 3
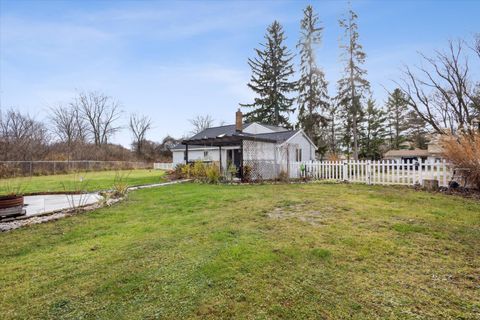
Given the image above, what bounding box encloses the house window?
[295,148,302,162]
[204,151,209,157]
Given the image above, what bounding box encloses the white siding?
[278,132,316,163]
[172,147,239,169]
[243,123,275,134]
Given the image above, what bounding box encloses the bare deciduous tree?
[397,39,480,135]
[129,113,152,155]
[0,108,49,160]
[473,34,480,59]
[73,91,122,146]
[49,104,88,158]
[189,115,214,135]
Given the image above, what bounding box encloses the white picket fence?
[153,162,174,170]
[287,159,452,187]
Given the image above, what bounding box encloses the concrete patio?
[23,193,102,217]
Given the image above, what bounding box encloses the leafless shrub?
[442,133,480,189]
[60,172,91,211]
[112,171,130,197]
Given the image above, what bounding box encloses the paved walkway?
[24,193,102,217]
[22,179,190,218]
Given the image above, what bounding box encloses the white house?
[172,110,317,180]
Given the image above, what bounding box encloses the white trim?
[280,129,318,150]
[172,146,241,152]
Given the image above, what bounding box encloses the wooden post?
[240,139,244,179]
[185,144,189,164]
[219,146,222,175]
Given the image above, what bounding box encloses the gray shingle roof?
[171,123,296,150]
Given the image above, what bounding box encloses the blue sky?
[1,0,479,146]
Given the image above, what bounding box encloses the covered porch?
[181,133,276,178]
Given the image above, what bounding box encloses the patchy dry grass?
[1,183,479,319]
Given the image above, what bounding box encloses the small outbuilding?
[171,110,317,180]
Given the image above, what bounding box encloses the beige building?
[384,134,445,162]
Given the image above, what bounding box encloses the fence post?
[342,161,347,181]
[418,158,423,186]
[367,160,372,184]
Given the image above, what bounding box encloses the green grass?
[0,169,166,195]
[1,183,479,319]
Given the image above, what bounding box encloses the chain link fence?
[0,161,152,178]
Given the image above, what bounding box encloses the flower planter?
[0,195,25,219]
[0,195,24,209]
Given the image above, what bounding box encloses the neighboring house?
[172,110,317,179]
[384,134,445,162]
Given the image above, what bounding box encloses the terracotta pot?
[0,195,24,209]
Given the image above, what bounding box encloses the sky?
[1,0,479,147]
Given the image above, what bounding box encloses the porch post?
[219,146,222,175]
[185,144,189,164]
[240,139,244,179]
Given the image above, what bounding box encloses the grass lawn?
[0,169,166,195]
[1,183,479,319]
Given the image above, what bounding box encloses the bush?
[205,164,221,184]
[112,171,130,197]
[172,164,187,179]
[191,161,207,180]
[226,162,238,182]
[277,170,289,183]
[242,165,252,182]
[176,161,221,184]
[442,132,480,189]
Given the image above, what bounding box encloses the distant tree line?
[241,4,480,160]
[0,91,178,162]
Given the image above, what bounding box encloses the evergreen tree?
[297,5,329,151]
[360,99,387,160]
[241,21,296,127]
[386,88,408,149]
[336,8,370,160]
[406,110,428,149]
[327,100,340,156]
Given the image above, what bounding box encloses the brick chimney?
[235,109,243,132]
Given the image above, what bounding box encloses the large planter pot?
[0,195,24,209]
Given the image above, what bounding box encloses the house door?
[233,149,241,169]
[227,149,242,177]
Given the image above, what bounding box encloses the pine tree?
[327,100,340,156]
[406,110,428,149]
[360,99,387,160]
[297,5,329,150]
[336,8,370,160]
[240,21,296,127]
[386,88,408,149]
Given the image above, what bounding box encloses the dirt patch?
[267,202,339,226]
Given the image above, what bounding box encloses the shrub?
[442,132,480,189]
[277,170,289,183]
[226,162,238,182]
[242,165,252,182]
[172,164,187,179]
[112,171,130,197]
[180,163,194,179]
[205,164,221,184]
[191,161,207,181]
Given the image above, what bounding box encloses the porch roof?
[181,132,276,147]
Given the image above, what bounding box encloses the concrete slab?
[24,193,102,217]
